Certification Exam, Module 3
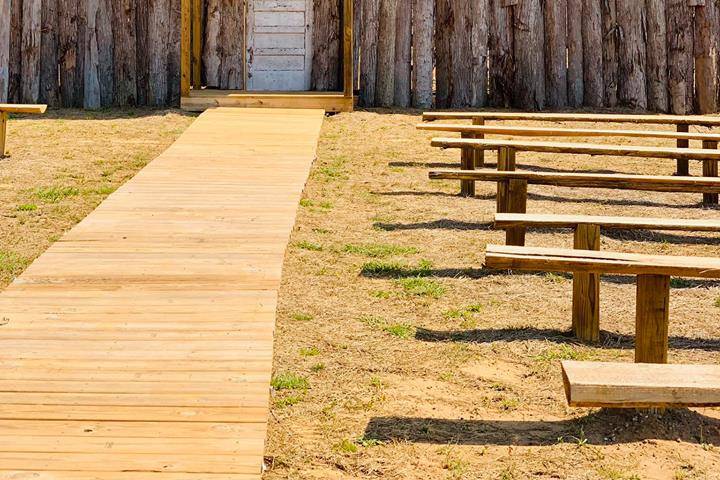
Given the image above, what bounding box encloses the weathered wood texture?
[412,0,433,108]
[312,0,342,91]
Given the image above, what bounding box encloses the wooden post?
[635,274,670,364]
[676,124,690,176]
[460,132,476,197]
[180,0,191,98]
[0,112,7,158]
[572,224,601,343]
[343,0,354,100]
[191,0,202,89]
[496,147,526,245]
[702,140,719,206]
[472,118,485,168]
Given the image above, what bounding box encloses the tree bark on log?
[359,0,379,106]
[353,0,362,88]
[135,0,150,106]
[567,0,583,107]
[84,0,102,109]
[489,0,514,107]
[21,0,42,103]
[393,0,411,107]
[582,0,603,107]
[616,0,647,109]
[645,0,669,112]
[203,0,221,88]
[40,0,59,107]
[218,0,243,90]
[666,0,694,114]
[412,0,433,108]
[148,0,169,106]
[513,0,545,110]
[471,0,490,107]
[312,0,341,91]
[544,0,567,109]
[0,0,11,102]
[9,0,23,102]
[166,0,181,106]
[601,0,618,107]
[694,0,719,114]
[436,0,475,108]
[375,0,396,107]
[113,0,137,106]
[97,0,114,107]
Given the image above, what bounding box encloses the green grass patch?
[335,438,358,454]
[0,250,30,278]
[311,363,326,372]
[370,290,392,299]
[715,297,720,308]
[271,373,309,391]
[299,346,320,357]
[274,394,304,409]
[292,313,314,322]
[34,186,80,203]
[544,272,567,284]
[534,344,592,363]
[398,277,446,298]
[16,203,37,212]
[383,323,415,339]
[361,259,432,278]
[295,240,323,252]
[344,243,418,258]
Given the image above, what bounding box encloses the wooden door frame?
[181,0,354,99]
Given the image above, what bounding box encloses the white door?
[246,0,313,91]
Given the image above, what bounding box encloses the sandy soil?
[267,111,720,480]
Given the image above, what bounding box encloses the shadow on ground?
[363,409,720,446]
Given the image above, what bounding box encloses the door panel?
[247,0,313,91]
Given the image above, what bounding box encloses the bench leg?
[702,140,718,206]
[676,124,689,176]
[497,179,528,246]
[635,274,670,364]
[472,118,485,168]
[460,132,475,197]
[572,224,601,343]
[0,112,8,158]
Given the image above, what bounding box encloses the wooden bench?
[493,213,720,343]
[432,137,720,205]
[561,360,720,408]
[484,244,720,363]
[0,104,48,158]
[422,111,720,177]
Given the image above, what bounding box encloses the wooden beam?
[494,213,720,232]
[422,111,720,126]
[460,132,476,197]
[676,124,690,175]
[0,104,48,114]
[343,0,354,100]
[572,224,601,343]
[702,140,719,205]
[192,0,202,89]
[635,274,670,364]
[180,0,191,98]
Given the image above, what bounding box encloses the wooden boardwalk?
[0,108,325,479]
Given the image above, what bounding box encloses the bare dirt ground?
[0,109,195,288]
[267,111,720,480]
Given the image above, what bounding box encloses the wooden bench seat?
[0,103,48,158]
[561,360,720,408]
[422,111,720,127]
[485,244,720,362]
[494,213,720,233]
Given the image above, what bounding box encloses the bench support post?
[460,132,475,197]
[676,124,690,176]
[635,274,670,364]
[572,224,601,343]
[496,147,525,245]
[0,112,8,158]
[702,140,719,206]
[472,118,485,168]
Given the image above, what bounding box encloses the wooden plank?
[417,123,720,141]
[494,213,720,231]
[562,361,720,408]
[429,169,720,193]
[572,224,600,343]
[430,137,720,160]
[422,111,720,126]
[635,274,670,364]
[484,244,720,278]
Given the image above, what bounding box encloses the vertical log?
[702,140,719,205]
[471,0,490,107]
[0,112,7,157]
[359,0,379,106]
[375,0,396,107]
[113,0,137,106]
[0,0,10,102]
[582,0,603,107]
[393,0,411,107]
[217,0,243,90]
[312,0,342,91]
[666,0,694,114]
[22,0,42,103]
[601,0,618,107]
[166,0,181,105]
[136,0,150,105]
[489,0,514,107]
[572,224,601,343]
[9,0,23,102]
[84,0,101,109]
[412,0,433,108]
[694,0,719,114]
[567,0,583,107]
[635,274,670,364]
[203,0,221,88]
[40,0,60,107]
[616,0,647,109]
[544,0,567,109]
[58,0,79,107]
[148,0,170,106]
[513,0,545,110]
[646,0,669,112]
[434,0,452,108]
[353,0,361,88]
[459,133,476,197]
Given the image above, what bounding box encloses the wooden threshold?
[182,89,354,113]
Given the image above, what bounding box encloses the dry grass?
[0,109,195,288]
[267,111,720,479]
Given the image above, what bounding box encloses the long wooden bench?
[484,244,720,364]
[432,137,720,205]
[493,213,720,343]
[0,103,48,158]
[422,111,720,177]
[561,360,720,408]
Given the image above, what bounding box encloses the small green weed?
[292,313,314,322]
[370,290,392,299]
[344,243,418,258]
[358,315,385,328]
[398,277,446,298]
[335,438,358,454]
[16,203,37,212]
[299,346,320,357]
[544,272,567,283]
[0,251,30,278]
[715,297,720,308]
[271,373,309,391]
[34,186,80,202]
[295,240,323,252]
[311,363,326,372]
[383,323,415,339]
[535,344,591,363]
[361,259,432,278]
[274,394,303,409]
